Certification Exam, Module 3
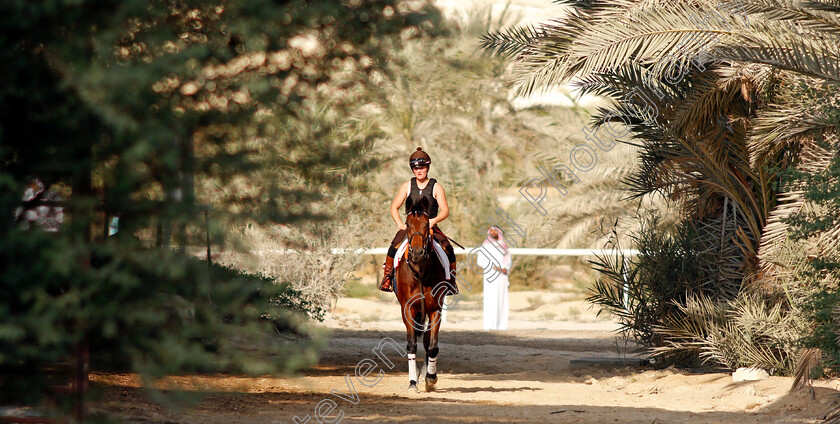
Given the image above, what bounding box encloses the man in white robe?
[478,227,512,330]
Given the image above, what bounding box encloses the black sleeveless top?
[406,177,439,218]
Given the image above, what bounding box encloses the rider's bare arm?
[430,183,449,227]
[391,181,410,230]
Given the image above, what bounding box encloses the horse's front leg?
[406,331,419,392]
[403,296,423,392]
[424,308,441,391]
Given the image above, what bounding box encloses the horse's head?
[404,196,431,273]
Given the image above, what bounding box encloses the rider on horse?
[379,147,459,295]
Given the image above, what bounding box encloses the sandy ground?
[90,282,840,424]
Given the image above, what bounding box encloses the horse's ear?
[404,195,414,215]
[418,195,429,212]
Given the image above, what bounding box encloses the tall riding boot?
[379,256,395,292]
[446,262,459,295]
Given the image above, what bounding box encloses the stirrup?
[379,274,394,292]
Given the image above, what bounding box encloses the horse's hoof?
[408,381,419,392]
[425,374,437,392]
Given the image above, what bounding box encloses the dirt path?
[91,291,840,423]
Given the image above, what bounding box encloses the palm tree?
[483,0,840,286]
[482,0,840,368]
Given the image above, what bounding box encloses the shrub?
[784,146,840,376]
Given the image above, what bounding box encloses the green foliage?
[784,143,840,376]
[799,291,840,375]
[785,145,840,245]
[342,277,385,300]
[364,24,652,290]
[0,231,325,406]
[208,262,326,322]
[507,256,552,290]
[587,215,702,358]
[588,212,808,371]
[653,292,804,374]
[590,224,791,370]
[481,0,840,372]
[0,0,440,417]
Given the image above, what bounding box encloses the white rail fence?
[252,248,640,256]
[246,247,638,309]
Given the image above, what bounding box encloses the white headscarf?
[482,226,512,269]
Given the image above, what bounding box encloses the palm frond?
[573,61,680,104]
[802,0,840,14]
[824,401,840,424]
[790,348,822,394]
[653,292,802,372]
[739,0,840,35]
[749,100,839,168]
[667,68,745,140]
[713,33,840,83]
[651,294,733,367]
[480,24,547,60]
[757,141,837,277]
[507,2,752,96]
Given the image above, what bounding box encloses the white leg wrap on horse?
[427,357,437,375]
[408,354,417,382]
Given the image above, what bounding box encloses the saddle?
[394,239,451,280]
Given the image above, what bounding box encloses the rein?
[404,211,433,282]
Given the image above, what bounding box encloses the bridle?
[405,210,432,278]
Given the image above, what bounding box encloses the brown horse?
[393,196,450,392]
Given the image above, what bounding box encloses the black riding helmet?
[409,147,431,169]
